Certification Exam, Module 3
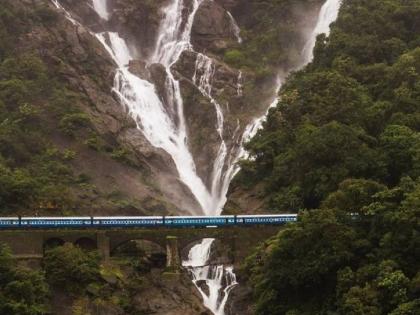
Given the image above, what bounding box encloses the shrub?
[44,243,100,293]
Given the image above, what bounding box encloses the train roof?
[165,215,234,218]
[22,217,91,220]
[237,214,297,217]
[93,216,163,219]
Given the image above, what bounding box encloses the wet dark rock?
[128,59,150,80]
[192,0,237,53]
[195,279,210,296]
[109,0,168,59]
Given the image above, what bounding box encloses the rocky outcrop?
[109,0,168,59]
[51,267,211,315]
[132,271,212,315]
[191,0,237,53]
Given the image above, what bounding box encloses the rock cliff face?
[191,0,238,53]
[50,267,212,315]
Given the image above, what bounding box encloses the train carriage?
[164,215,235,227]
[20,217,92,228]
[236,214,297,225]
[92,216,164,228]
[0,217,20,228]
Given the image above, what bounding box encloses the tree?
[0,243,49,315]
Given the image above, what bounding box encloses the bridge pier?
[97,232,110,262]
[166,236,180,272]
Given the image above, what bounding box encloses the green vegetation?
[44,243,101,293]
[0,2,135,214]
[0,244,49,315]
[0,3,82,213]
[240,0,420,314]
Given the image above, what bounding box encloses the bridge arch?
[74,237,97,251]
[43,237,65,253]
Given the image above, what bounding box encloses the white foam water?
[92,0,109,20]
[183,239,238,315]
[227,11,242,44]
[236,71,243,97]
[192,54,229,214]
[302,0,342,62]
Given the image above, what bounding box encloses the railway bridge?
[0,226,282,269]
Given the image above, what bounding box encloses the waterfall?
[192,54,230,214]
[237,0,343,163]
[236,71,243,97]
[91,0,215,214]
[183,239,238,315]
[302,0,342,62]
[227,12,242,44]
[92,0,109,20]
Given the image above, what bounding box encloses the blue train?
[0,214,297,229]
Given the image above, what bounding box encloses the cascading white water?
[227,12,242,44]
[183,239,238,315]
[51,0,79,25]
[302,0,342,63]
[91,0,217,214]
[92,0,109,20]
[236,71,243,97]
[236,0,343,164]
[53,0,258,216]
[192,54,230,214]
[148,0,224,214]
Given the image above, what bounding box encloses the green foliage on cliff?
[44,243,101,293]
[242,0,420,314]
[0,2,122,214]
[0,3,79,213]
[0,244,49,315]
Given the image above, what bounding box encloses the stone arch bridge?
[0,226,282,268]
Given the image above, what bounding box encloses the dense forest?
[240,0,420,314]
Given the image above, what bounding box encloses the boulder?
[128,59,150,80]
[192,0,237,53]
